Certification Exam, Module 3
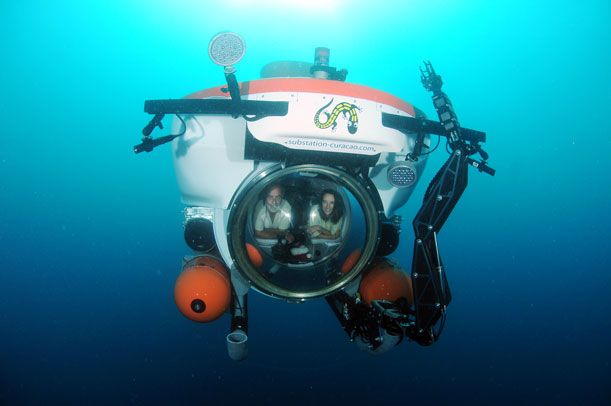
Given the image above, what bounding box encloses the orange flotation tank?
[359,258,413,306]
[174,256,231,322]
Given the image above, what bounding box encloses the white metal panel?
[247,92,412,156]
[172,114,254,208]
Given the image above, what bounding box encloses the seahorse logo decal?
[314,98,361,134]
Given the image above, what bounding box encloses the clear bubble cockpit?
[229,166,378,299]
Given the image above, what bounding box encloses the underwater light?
[387,161,417,188]
[208,31,246,73]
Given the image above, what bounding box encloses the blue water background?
[1,0,609,404]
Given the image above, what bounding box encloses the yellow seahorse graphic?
[314,98,360,134]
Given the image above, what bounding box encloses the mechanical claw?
[420,60,443,92]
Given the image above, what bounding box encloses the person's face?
[321,193,335,216]
[265,187,283,213]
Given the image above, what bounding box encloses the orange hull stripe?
[186,78,415,115]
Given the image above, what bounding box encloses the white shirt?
[254,200,292,232]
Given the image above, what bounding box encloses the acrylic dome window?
[228,165,380,300]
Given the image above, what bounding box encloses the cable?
[174,114,187,137]
[433,311,447,341]
[418,134,441,157]
[230,285,245,313]
[242,114,266,122]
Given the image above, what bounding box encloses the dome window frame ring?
[227,164,381,301]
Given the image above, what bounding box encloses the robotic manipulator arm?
[327,62,495,352]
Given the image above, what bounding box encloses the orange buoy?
[174,256,231,322]
[245,243,263,268]
[359,258,413,306]
[341,249,361,274]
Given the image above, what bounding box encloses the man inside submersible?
[135,32,495,360]
[253,183,294,243]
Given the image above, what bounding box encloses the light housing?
[387,161,417,188]
[208,31,246,73]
